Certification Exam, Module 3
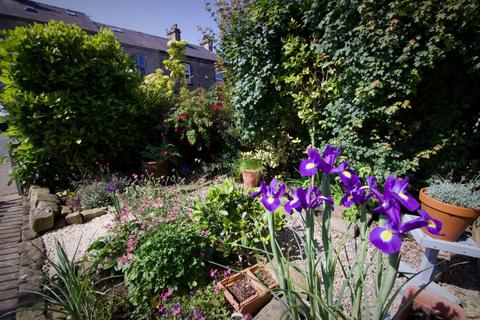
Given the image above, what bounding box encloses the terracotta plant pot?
[242,170,261,188]
[141,160,169,178]
[419,188,480,241]
[219,265,274,316]
[398,286,466,320]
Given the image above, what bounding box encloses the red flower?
[178,114,186,121]
[211,103,223,111]
[174,127,182,134]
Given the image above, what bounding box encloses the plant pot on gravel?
[219,267,273,316]
[140,144,179,178]
[419,178,480,241]
[398,286,466,320]
[238,158,264,188]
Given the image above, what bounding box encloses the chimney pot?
[200,38,214,52]
[167,24,181,41]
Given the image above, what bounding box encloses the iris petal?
[369,227,403,254]
[261,195,280,212]
[299,159,318,176]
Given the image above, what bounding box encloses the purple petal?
[418,210,444,236]
[250,181,266,198]
[261,195,281,212]
[275,183,286,197]
[307,146,321,160]
[341,193,355,208]
[269,178,278,192]
[392,191,420,211]
[338,167,361,187]
[299,159,318,177]
[284,199,302,213]
[323,145,341,166]
[400,216,428,233]
[369,227,403,254]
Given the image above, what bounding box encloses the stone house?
[0,0,218,89]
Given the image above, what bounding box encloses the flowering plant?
[141,143,180,162]
[251,145,443,320]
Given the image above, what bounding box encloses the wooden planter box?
[219,264,278,315]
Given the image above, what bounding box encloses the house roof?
[94,22,217,62]
[0,0,98,32]
[0,0,218,62]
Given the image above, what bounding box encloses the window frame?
[185,63,192,85]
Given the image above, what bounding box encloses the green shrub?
[77,182,112,210]
[0,21,147,189]
[426,177,480,209]
[192,178,283,257]
[124,218,209,317]
[214,0,480,181]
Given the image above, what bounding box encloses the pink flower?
[157,305,165,313]
[160,288,173,301]
[214,282,222,294]
[171,303,181,316]
[210,268,218,279]
[223,269,232,278]
[199,251,205,257]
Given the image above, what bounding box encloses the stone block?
[29,207,54,232]
[28,185,49,199]
[60,205,72,216]
[37,200,59,214]
[80,207,107,221]
[254,298,288,320]
[66,212,83,225]
[30,190,59,208]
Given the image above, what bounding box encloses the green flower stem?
[266,210,298,320]
[321,173,334,310]
[305,208,318,319]
[352,204,368,318]
[373,252,400,320]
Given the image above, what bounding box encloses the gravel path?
[42,212,115,275]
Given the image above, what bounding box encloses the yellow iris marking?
[428,220,436,228]
[306,163,315,170]
[380,230,393,242]
[267,197,275,204]
[343,171,352,178]
[398,192,408,200]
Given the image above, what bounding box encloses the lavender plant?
[251,145,443,320]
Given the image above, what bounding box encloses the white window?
[185,63,192,85]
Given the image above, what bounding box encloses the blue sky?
[38,0,218,45]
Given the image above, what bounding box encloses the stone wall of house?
[122,45,162,76]
[0,16,31,30]
[188,57,216,90]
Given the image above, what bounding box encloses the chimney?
[167,24,181,41]
[200,37,214,51]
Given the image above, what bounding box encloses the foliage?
[213,0,480,181]
[76,182,112,210]
[426,176,480,209]
[124,217,209,318]
[237,157,264,172]
[141,143,180,162]
[155,284,230,320]
[163,40,188,88]
[0,21,147,189]
[192,178,283,257]
[36,239,111,320]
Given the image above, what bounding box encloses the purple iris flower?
[338,166,361,188]
[302,186,334,209]
[251,178,286,212]
[383,175,419,211]
[284,187,304,213]
[105,184,117,192]
[299,145,346,176]
[418,209,444,236]
[369,201,430,253]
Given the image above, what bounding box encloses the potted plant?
[219,264,276,316]
[237,158,264,188]
[141,144,179,178]
[398,286,466,320]
[419,177,480,241]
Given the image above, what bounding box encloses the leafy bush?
[155,284,229,320]
[426,177,480,209]
[0,21,147,189]
[192,178,283,257]
[213,0,480,181]
[124,218,209,317]
[76,182,112,210]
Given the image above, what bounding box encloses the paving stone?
[0,246,18,255]
[0,266,18,276]
[0,288,18,300]
[253,298,288,320]
[60,205,72,216]
[80,207,107,221]
[0,272,19,283]
[0,253,19,263]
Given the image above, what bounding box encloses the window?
[66,9,77,16]
[215,71,223,83]
[24,6,38,13]
[132,54,146,75]
[185,63,192,85]
[111,26,124,33]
